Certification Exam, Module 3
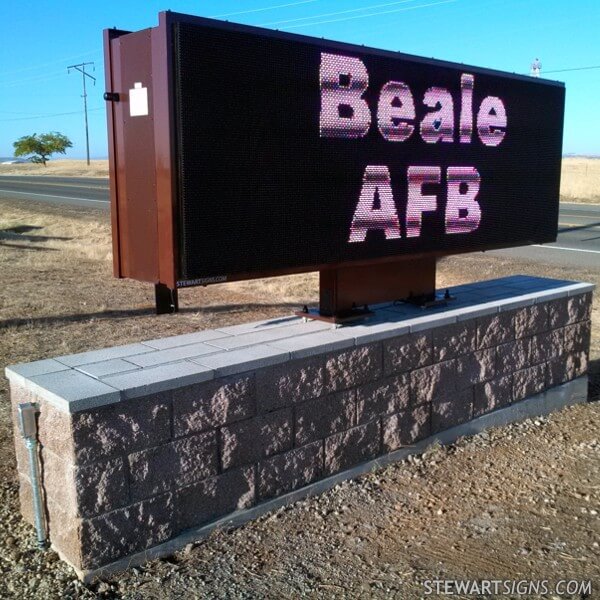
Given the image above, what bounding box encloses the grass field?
[0,157,599,204]
[560,157,600,203]
[0,159,108,178]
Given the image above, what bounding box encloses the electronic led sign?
[173,19,564,283]
[104,12,565,297]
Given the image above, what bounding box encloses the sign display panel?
[172,19,565,283]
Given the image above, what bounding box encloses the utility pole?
[67,62,96,166]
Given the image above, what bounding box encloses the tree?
[13,132,73,166]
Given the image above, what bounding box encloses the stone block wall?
[6,277,593,576]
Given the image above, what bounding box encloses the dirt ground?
[0,197,598,598]
[1,157,599,205]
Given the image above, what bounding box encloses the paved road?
[1,176,599,269]
[0,175,109,208]
[490,203,600,270]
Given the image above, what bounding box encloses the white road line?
[0,189,108,205]
[533,244,600,255]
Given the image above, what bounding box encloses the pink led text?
[348,165,481,243]
[319,53,506,146]
[319,53,506,243]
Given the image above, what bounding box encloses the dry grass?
[0,157,599,205]
[560,157,600,204]
[0,159,108,178]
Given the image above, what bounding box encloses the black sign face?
[173,18,565,282]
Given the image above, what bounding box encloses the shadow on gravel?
[0,302,303,329]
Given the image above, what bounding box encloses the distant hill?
[0,157,29,164]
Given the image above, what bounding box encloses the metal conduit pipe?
[17,403,48,549]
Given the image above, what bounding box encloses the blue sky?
[1,0,598,159]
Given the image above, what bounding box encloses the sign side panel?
[110,29,159,283]
[152,14,178,289]
[103,28,128,278]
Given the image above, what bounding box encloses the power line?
[261,0,420,26]
[0,49,101,79]
[543,64,600,74]
[0,108,103,123]
[212,0,318,18]
[3,71,67,88]
[68,62,96,166]
[275,0,456,29]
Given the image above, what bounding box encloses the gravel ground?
[0,401,597,599]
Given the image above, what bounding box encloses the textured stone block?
[514,304,548,339]
[220,409,292,470]
[382,405,430,452]
[295,390,355,445]
[47,496,82,569]
[563,321,591,356]
[530,329,563,364]
[384,333,432,375]
[460,348,496,387]
[173,375,254,437]
[18,474,34,526]
[173,432,219,487]
[37,398,75,459]
[547,297,570,329]
[324,421,380,475]
[411,360,457,405]
[80,493,174,570]
[256,357,323,413]
[39,450,77,515]
[473,375,513,417]
[75,456,129,518]
[496,339,530,377]
[326,343,382,392]
[9,384,36,474]
[567,292,592,324]
[37,446,126,520]
[546,352,588,387]
[477,312,514,349]
[128,443,176,500]
[431,388,473,433]
[513,364,546,402]
[433,322,477,362]
[72,395,171,464]
[176,466,255,531]
[258,441,323,500]
[356,374,409,423]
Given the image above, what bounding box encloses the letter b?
[320,53,371,138]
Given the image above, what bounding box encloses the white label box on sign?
[129,82,148,117]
